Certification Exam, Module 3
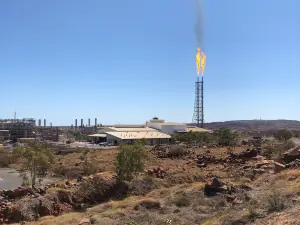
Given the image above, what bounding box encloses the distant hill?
[195,120,300,131]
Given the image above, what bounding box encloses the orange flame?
[201,52,206,76]
[196,48,201,75]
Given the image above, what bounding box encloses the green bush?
[214,128,238,147]
[115,143,147,183]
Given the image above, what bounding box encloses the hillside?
[6,144,300,225]
[200,120,300,131]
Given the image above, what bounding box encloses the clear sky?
[0,0,299,125]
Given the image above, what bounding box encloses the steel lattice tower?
[192,76,204,128]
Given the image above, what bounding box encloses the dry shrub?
[0,151,16,167]
[124,212,165,225]
[12,197,54,222]
[168,145,188,158]
[172,195,191,207]
[76,176,127,203]
[267,190,285,212]
[90,215,115,225]
[82,161,100,175]
[264,140,295,160]
[52,160,101,178]
[47,188,73,204]
[284,169,300,178]
[247,199,259,219]
[77,176,114,203]
[166,173,204,186]
[128,176,158,196]
[133,199,161,210]
[52,165,82,179]
[202,218,220,225]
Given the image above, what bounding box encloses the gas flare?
[201,52,206,76]
[196,48,206,77]
[196,48,201,75]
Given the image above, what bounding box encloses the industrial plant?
[0,115,212,146]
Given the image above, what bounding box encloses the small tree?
[214,127,238,147]
[13,141,54,187]
[115,142,147,183]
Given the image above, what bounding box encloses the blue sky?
[0,0,299,125]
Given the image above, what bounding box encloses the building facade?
[0,119,35,142]
[106,131,170,145]
[146,118,186,134]
[0,130,9,142]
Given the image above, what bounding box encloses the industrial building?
[81,126,95,134]
[146,120,186,134]
[35,127,60,142]
[88,133,107,143]
[90,125,170,145]
[106,131,170,145]
[0,130,9,142]
[97,127,156,134]
[146,117,212,134]
[185,126,213,133]
[86,118,212,145]
[0,119,36,142]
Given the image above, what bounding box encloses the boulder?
[283,146,300,163]
[204,178,226,196]
[286,159,300,169]
[274,162,286,173]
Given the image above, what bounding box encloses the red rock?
[274,162,286,173]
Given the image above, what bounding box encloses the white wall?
[106,133,122,145]
[147,122,187,134]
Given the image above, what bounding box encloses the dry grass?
[202,218,221,225]
[172,195,191,207]
[53,148,119,176]
[276,169,300,180]
[23,213,83,225]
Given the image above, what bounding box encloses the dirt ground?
[9,145,300,225]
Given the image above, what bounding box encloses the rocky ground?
[2,143,300,225]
